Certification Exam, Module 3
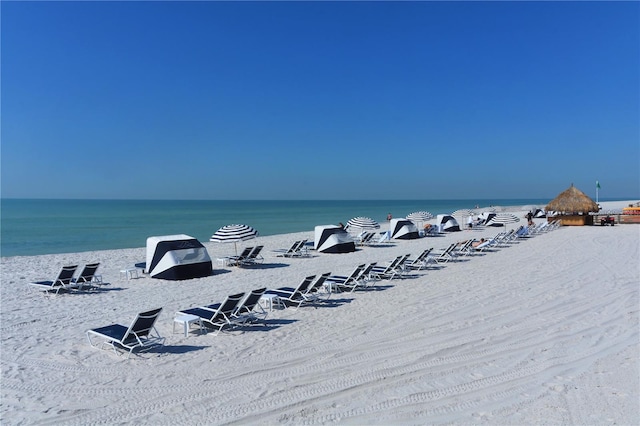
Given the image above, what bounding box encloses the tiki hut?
[546,184,599,225]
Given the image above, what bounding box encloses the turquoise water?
[1,198,563,257]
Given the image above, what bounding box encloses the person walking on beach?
[525,211,534,226]
[387,213,392,221]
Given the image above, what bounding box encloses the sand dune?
[1,203,638,424]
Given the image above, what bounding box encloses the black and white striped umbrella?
[452,209,476,227]
[452,209,475,218]
[346,217,380,231]
[485,213,520,228]
[210,224,258,254]
[406,211,433,223]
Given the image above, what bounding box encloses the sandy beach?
[1,201,638,425]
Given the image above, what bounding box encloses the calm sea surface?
[0,198,574,257]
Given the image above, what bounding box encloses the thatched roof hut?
[546,184,599,213]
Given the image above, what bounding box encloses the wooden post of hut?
[545,184,599,226]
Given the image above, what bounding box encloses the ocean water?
[2,198,555,257]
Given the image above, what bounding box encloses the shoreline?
[1,201,638,424]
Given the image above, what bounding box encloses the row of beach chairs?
[29,263,104,295]
[85,277,334,358]
[84,245,480,358]
[272,239,311,258]
[227,245,264,267]
[85,220,562,358]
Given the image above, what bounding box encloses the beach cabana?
[545,184,599,226]
[145,234,213,280]
[389,218,419,239]
[533,208,546,218]
[314,225,356,253]
[479,212,497,224]
[436,214,461,232]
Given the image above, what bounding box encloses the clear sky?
[2,1,638,200]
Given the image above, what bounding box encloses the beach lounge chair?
[232,288,268,324]
[369,255,409,280]
[264,275,316,310]
[479,232,509,250]
[238,245,264,266]
[528,222,546,235]
[336,263,378,292]
[177,292,245,335]
[357,232,376,246]
[515,226,530,239]
[29,265,80,295]
[429,243,457,264]
[405,248,435,270]
[471,238,493,252]
[72,263,104,290]
[274,240,302,257]
[486,232,507,247]
[86,307,164,358]
[357,262,379,286]
[275,240,309,257]
[304,272,332,301]
[326,264,366,293]
[228,247,254,266]
[376,231,391,244]
[501,229,517,244]
[453,239,475,257]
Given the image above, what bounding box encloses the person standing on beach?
[387,213,392,221]
[526,211,534,226]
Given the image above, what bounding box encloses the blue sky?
[2,1,638,200]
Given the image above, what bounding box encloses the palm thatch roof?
[546,184,599,213]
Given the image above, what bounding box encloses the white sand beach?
[1,201,638,425]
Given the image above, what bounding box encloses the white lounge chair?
[232,288,268,324]
[29,265,80,295]
[274,240,309,258]
[86,307,164,358]
[405,248,435,270]
[333,263,378,292]
[72,263,104,290]
[238,246,264,266]
[326,264,366,292]
[369,255,409,280]
[264,276,316,310]
[302,273,332,302]
[177,293,245,335]
[227,247,254,266]
[428,243,457,264]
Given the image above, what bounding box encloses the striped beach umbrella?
[452,209,475,218]
[452,209,476,228]
[210,224,258,254]
[485,213,520,228]
[346,217,380,231]
[406,211,433,223]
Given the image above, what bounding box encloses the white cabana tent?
[145,234,212,280]
[479,212,497,224]
[314,225,356,253]
[436,215,461,232]
[533,208,547,218]
[389,218,419,239]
